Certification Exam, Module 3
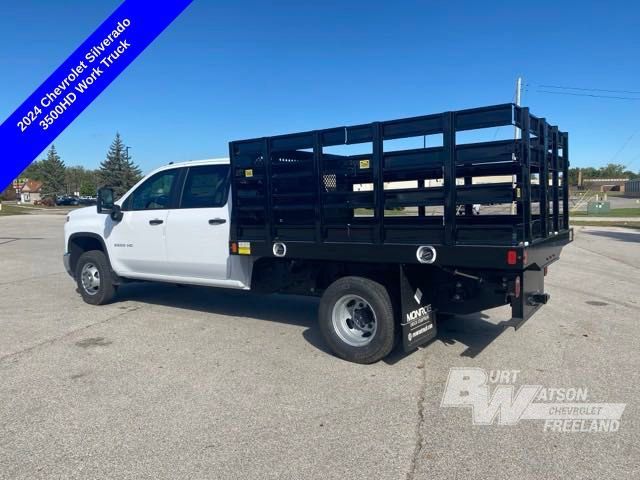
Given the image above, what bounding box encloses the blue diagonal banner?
[0,0,194,190]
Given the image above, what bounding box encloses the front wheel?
[319,276,396,364]
[75,250,117,305]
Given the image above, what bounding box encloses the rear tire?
[75,250,116,305]
[319,276,395,364]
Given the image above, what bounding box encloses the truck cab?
[64,158,252,295]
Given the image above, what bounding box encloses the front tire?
[75,250,116,305]
[319,276,395,364]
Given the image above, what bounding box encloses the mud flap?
[510,268,548,330]
[400,265,437,352]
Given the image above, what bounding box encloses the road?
[0,215,638,479]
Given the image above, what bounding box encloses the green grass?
[571,220,640,230]
[571,207,640,217]
[0,204,30,216]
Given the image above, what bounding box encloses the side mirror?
[97,187,114,213]
[97,187,124,222]
[110,204,124,222]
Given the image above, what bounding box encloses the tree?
[80,177,99,196]
[20,160,45,181]
[598,163,627,178]
[66,166,99,196]
[39,145,66,198]
[568,167,579,186]
[99,133,142,197]
[122,150,142,192]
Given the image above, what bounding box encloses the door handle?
[208,218,227,225]
[149,219,164,225]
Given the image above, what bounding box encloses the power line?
[532,81,640,169]
[608,129,640,165]
[624,150,640,170]
[537,84,640,95]
[537,90,640,101]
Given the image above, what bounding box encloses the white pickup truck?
[65,158,253,296]
[64,106,572,363]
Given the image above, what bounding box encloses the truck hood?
[68,206,98,220]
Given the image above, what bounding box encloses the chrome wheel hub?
[80,263,101,295]
[331,294,377,347]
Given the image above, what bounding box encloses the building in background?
[20,180,43,203]
[581,178,628,192]
[625,179,640,197]
[0,179,27,201]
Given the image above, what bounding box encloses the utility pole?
[511,76,522,214]
[514,76,522,139]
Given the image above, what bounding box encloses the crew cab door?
[106,168,181,275]
[164,164,231,280]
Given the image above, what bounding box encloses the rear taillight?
[507,250,517,265]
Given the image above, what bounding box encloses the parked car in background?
[78,196,97,206]
[56,195,79,206]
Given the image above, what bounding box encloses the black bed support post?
[562,132,570,230]
[539,120,549,238]
[313,131,323,243]
[520,108,532,243]
[372,122,384,244]
[418,178,426,217]
[551,127,560,233]
[228,142,238,244]
[443,112,456,245]
[263,137,274,245]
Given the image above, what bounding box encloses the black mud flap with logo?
[399,265,437,352]
[510,268,548,330]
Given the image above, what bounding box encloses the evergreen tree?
[39,145,66,198]
[122,150,142,191]
[99,133,126,196]
[66,166,99,196]
[79,170,100,196]
[99,133,142,197]
[20,160,45,181]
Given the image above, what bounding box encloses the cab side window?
[124,169,179,210]
[180,165,230,209]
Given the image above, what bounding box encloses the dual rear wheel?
[318,276,396,364]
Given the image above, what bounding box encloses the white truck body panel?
[64,158,252,290]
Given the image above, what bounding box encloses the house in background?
[20,179,43,203]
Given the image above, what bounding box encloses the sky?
[1,0,639,175]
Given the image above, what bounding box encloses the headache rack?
[229,103,570,265]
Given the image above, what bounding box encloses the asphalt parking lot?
[0,214,638,479]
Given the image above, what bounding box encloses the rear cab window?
[180,165,230,208]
